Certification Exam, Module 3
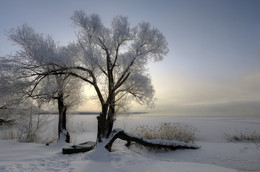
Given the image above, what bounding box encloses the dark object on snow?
[105,129,200,152]
[0,119,15,126]
[62,141,96,154]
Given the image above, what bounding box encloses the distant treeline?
[40,111,148,115]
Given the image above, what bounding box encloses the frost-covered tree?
[70,11,168,141]
[4,13,201,152]
[6,13,169,144]
[0,57,28,126]
[6,25,82,143]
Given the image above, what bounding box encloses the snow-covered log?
[105,129,200,152]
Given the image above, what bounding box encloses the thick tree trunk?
[57,93,70,143]
[97,101,116,142]
[106,103,115,138]
[97,103,109,142]
[105,129,200,152]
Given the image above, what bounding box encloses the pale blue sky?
[1,0,260,116]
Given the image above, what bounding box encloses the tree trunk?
[105,129,200,152]
[58,93,70,143]
[97,103,109,142]
[106,99,115,138]
[97,100,116,142]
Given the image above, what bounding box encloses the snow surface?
[0,115,260,172]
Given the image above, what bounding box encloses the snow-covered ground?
[0,115,260,172]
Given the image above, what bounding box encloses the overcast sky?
[1,0,260,116]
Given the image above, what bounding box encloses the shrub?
[0,127,16,140]
[225,129,260,143]
[132,122,197,143]
[0,112,50,143]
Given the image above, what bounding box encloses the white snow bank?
[0,138,258,171]
[0,116,260,171]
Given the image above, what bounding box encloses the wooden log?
[105,129,200,152]
[62,141,96,154]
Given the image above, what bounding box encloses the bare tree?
[0,57,28,126]
[11,12,168,143]
[70,11,169,141]
[6,25,82,143]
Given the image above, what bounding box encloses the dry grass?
[0,113,50,143]
[132,122,197,143]
[0,127,16,140]
[67,121,89,134]
[225,129,260,143]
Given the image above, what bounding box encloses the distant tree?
[6,25,83,143]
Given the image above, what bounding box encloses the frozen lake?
[66,114,260,143]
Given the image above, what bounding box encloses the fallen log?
[62,141,96,154]
[105,128,200,152]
